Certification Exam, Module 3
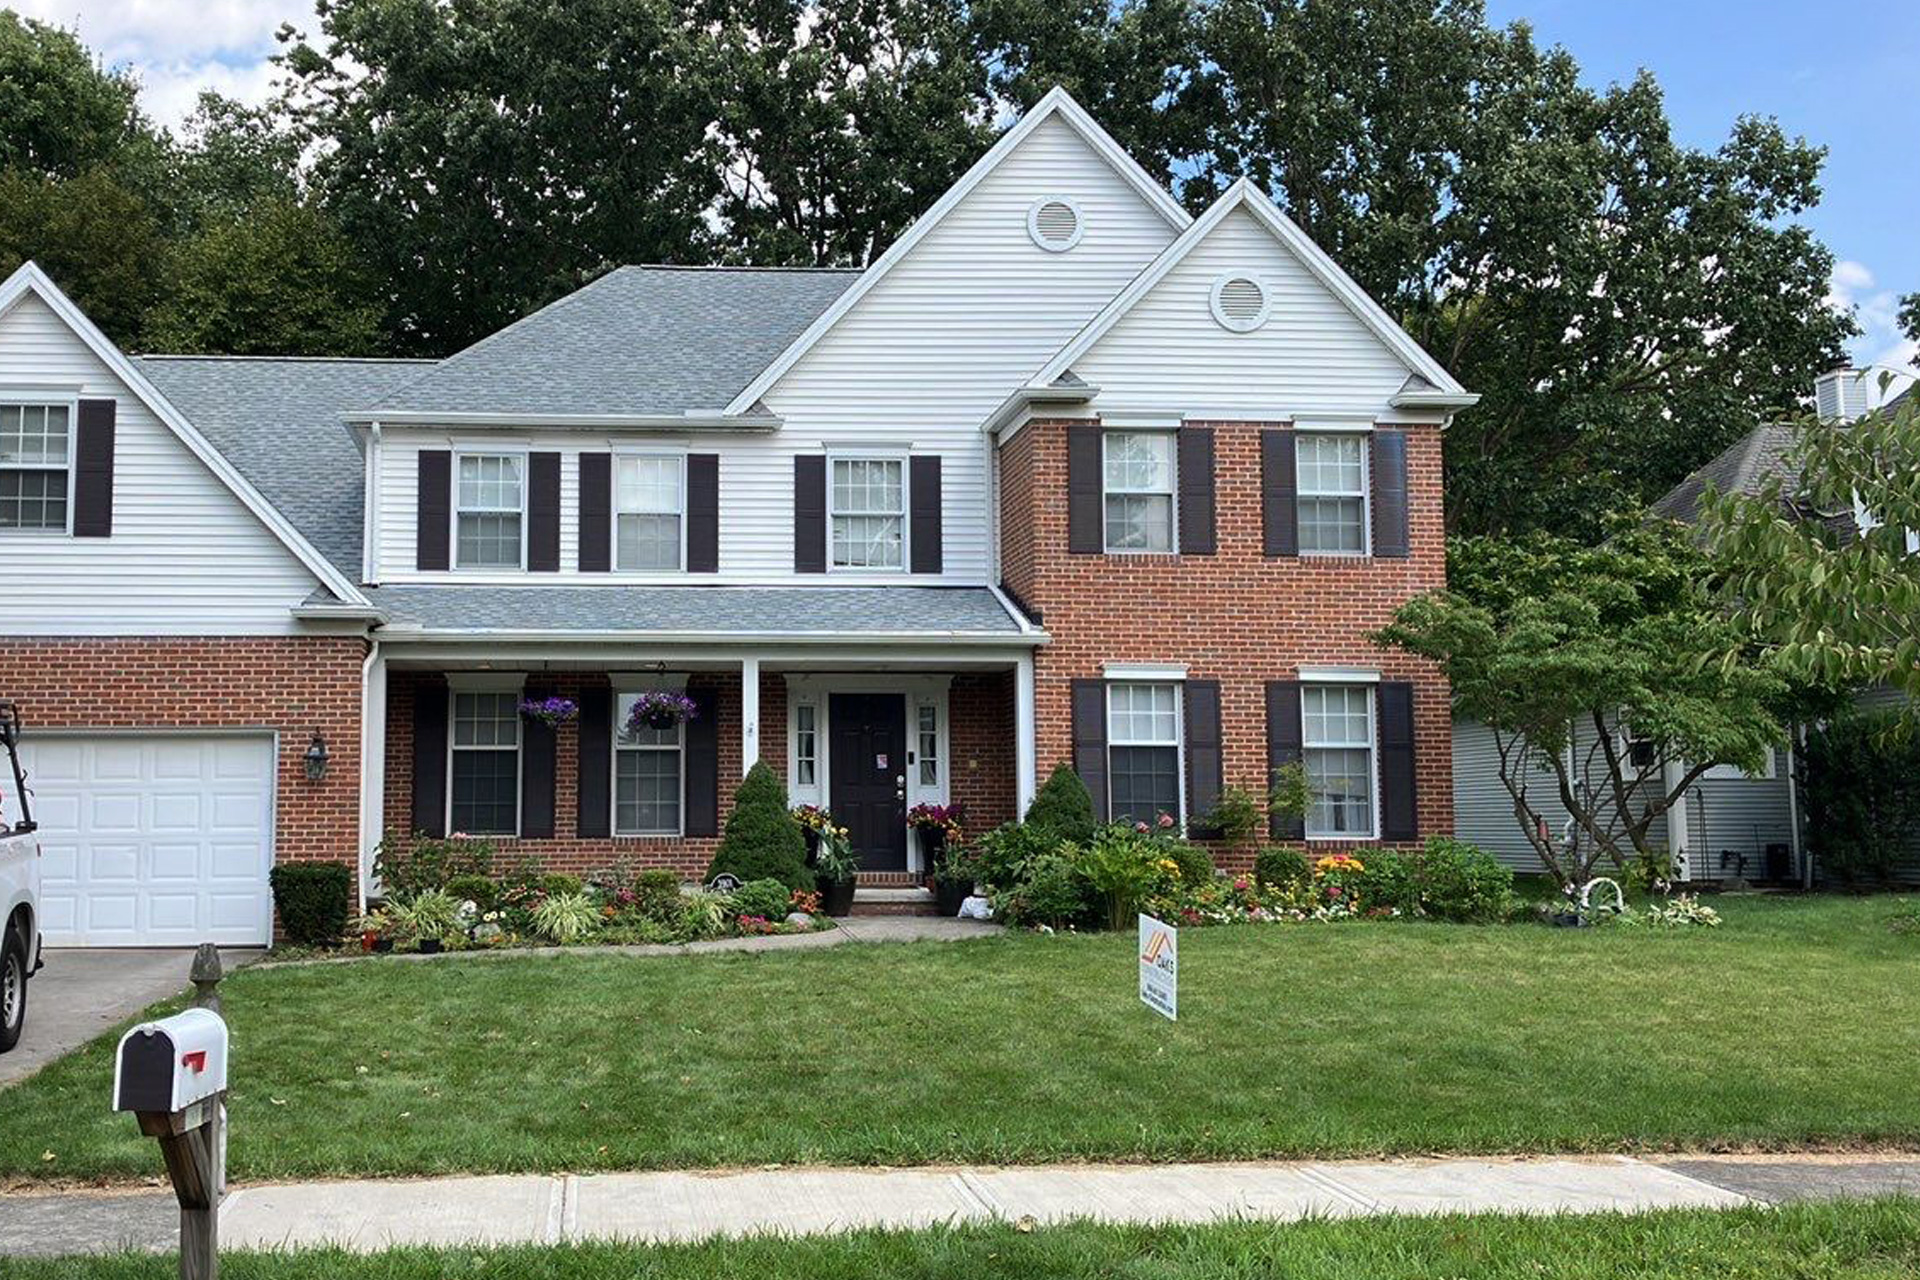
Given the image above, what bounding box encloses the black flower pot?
[418,937,443,954]
[934,878,971,917]
[1549,911,1588,929]
[919,827,948,882]
[373,938,395,954]
[820,878,857,918]
[640,711,680,731]
[803,827,821,866]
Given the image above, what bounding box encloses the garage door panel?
[23,735,275,947]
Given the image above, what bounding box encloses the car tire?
[0,928,26,1054]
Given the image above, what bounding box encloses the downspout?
[362,421,382,584]
[1787,728,1808,889]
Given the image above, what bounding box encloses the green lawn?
[4,895,1917,1182]
[5,1202,1920,1279]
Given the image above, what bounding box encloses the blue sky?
[23,1,1916,371]
[1486,0,1918,369]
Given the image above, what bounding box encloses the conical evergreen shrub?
[705,761,815,891]
[1024,763,1097,843]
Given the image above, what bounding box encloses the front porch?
[362,645,1034,889]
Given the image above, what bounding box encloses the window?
[450,691,520,835]
[0,402,72,531]
[1103,431,1175,552]
[1107,682,1181,825]
[455,453,524,568]
[615,454,683,571]
[616,691,683,834]
[1302,685,1375,838]
[794,703,818,787]
[830,457,904,569]
[1296,433,1367,554]
[916,703,939,787]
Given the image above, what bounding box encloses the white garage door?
[23,734,275,947]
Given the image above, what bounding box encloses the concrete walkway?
[6,1153,1918,1256]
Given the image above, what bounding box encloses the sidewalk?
[6,1153,1917,1256]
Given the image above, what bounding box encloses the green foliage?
[387,888,462,943]
[1162,840,1215,887]
[811,826,860,884]
[1201,784,1263,853]
[1799,714,1920,885]
[990,852,1097,930]
[630,870,684,923]
[540,874,585,898]
[708,762,814,892]
[1411,838,1516,923]
[0,168,166,346]
[1354,852,1417,916]
[1071,824,1182,931]
[530,892,600,945]
[729,878,794,922]
[442,874,499,913]
[1025,764,1097,844]
[969,821,1057,891]
[373,833,496,903]
[0,12,145,178]
[267,863,353,947]
[1254,847,1310,891]
[1267,762,1312,829]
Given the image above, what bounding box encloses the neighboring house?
[0,88,1474,945]
[1454,366,1917,886]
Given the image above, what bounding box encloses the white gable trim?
[1030,179,1472,400]
[0,261,371,606]
[721,86,1192,416]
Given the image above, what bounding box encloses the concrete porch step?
[849,886,939,917]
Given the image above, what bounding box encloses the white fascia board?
[291,602,388,624]
[980,383,1101,438]
[1390,389,1480,412]
[0,262,372,607]
[375,626,1049,647]
[723,86,1192,416]
[1031,179,1470,398]
[342,409,781,431]
[1298,665,1381,683]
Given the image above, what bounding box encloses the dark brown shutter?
[1183,680,1224,833]
[1070,678,1110,822]
[578,452,611,572]
[1067,422,1102,554]
[1176,426,1216,555]
[1266,680,1305,839]
[910,454,942,574]
[1262,429,1297,558]
[519,687,556,838]
[416,450,451,571]
[794,455,826,573]
[576,686,612,837]
[72,398,115,537]
[527,452,560,572]
[411,680,448,837]
[683,686,721,837]
[1378,682,1419,841]
[1371,429,1410,559]
[687,453,719,573]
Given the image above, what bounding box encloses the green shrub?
[1163,840,1215,886]
[1024,764,1096,844]
[1414,837,1515,922]
[1074,824,1180,930]
[540,873,584,898]
[372,832,495,901]
[531,891,600,944]
[1802,713,1920,884]
[388,887,462,942]
[1355,851,1416,915]
[992,851,1096,929]
[969,821,1055,890]
[443,874,499,912]
[729,878,792,921]
[1200,784,1263,853]
[631,869,683,922]
[268,863,352,947]
[1254,846,1309,891]
[707,762,814,892]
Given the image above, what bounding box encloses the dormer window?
[455,452,524,569]
[0,401,73,532]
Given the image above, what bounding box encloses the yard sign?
[1138,914,1177,1021]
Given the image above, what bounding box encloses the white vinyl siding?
[0,400,73,531]
[454,453,524,569]
[1296,433,1368,554]
[1102,431,1175,552]
[1303,685,1376,839]
[614,692,683,835]
[0,294,325,633]
[616,453,684,571]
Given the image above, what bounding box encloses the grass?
[3,895,1917,1183]
[4,1202,1920,1279]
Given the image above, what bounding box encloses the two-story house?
[0,89,1472,945]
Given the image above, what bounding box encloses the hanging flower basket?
[518,696,579,728]
[626,689,699,733]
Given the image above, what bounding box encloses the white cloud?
[1827,259,1918,375]
[13,0,317,127]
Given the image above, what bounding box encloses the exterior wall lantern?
[303,730,328,782]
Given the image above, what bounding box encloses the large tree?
[0,13,149,179]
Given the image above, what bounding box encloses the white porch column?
[1662,757,1691,882]
[356,642,387,912]
[1015,650,1037,816]
[740,656,761,774]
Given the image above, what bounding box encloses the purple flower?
[519,696,579,726]
[626,690,700,734]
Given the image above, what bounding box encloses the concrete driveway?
[1,948,263,1089]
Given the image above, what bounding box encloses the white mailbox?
[113,1008,229,1115]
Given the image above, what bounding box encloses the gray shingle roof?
[364,266,859,418]
[363,585,1027,637]
[136,355,433,575]
[1653,424,1803,526]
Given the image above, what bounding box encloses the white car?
[1,702,42,1054]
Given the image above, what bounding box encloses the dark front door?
[828,692,908,871]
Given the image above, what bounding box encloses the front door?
[828,693,908,872]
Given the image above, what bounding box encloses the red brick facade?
[0,637,367,869]
[1000,417,1453,869]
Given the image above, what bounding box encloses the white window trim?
[446,679,525,838]
[611,448,688,574]
[610,673,690,838]
[0,392,78,537]
[1301,684,1380,841]
[914,698,942,789]
[1105,680,1186,824]
[1102,662,1188,681]
[1298,666,1380,684]
[792,700,821,790]
[1100,429,1179,555]
[826,450,909,574]
[451,448,529,572]
[1295,431,1371,558]
[783,674,952,873]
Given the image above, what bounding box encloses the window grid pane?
[1103,432,1173,492]
[453,693,519,747]
[1110,745,1180,826]
[1302,685,1374,838]
[457,455,522,511]
[0,404,70,466]
[795,704,817,786]
[617,512,681,570]
[1107,683,1178,744]
[1102,432,1175,552]
[451,751,518,835]
[1294,434,1366,554]
[0,469,68,530]
[917,703,938,787]
[830,458,904,568]
[831,459,903,515]
[832,514,903,568]
[1104,494,1173,551]
[616,749,682,835]
[457,513,522,567]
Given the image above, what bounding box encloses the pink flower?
[1134,821,1150,834]
[1156,813,1175,830]
[1233,878,1249,891]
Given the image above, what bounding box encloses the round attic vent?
[1210,274,1270,331]
[1027,197,1084,252]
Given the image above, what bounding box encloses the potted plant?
[519,695,579,728]
[626,689,699,733]
[930,844,976,917]
[908,803,963,882]
[791,804,835,864]
[811,824,860,917]
[355,909,394,953]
